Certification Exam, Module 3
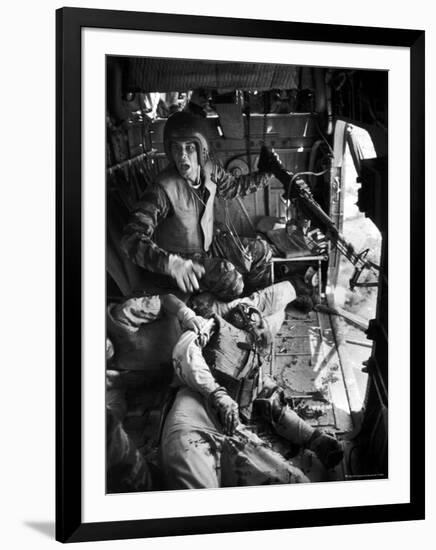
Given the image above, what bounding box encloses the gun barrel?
[282,173,377,272]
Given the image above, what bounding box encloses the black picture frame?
[56,7,425,543]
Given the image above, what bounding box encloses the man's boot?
[306,429,344,470]
[254,385,343,470]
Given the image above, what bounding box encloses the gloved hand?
[209,387,240,435]
[257,145,286,176]
[166,254,205,293]
[258,145,292,194]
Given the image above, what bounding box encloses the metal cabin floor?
[266,304,354,483]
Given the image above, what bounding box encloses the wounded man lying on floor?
[106,291,209,492]
[161,281,343,489]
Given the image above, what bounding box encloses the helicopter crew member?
[121,111,286,301]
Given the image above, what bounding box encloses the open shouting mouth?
[179,163,191,172]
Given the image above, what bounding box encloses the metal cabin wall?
[151,113,320,235]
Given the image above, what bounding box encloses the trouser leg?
[162,428,222,489]
[274,406,344,469]
[161,387,310,489]
[253,382,314,446]
[272,406,315,445]
[161,387,224,489]
[247,280,296,316]
[254,382,344,470]
[221,427,309,486]
[190,280,296,323]
[244,280,296,340]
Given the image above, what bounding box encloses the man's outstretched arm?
[213,146,288,199]
[172,327,240,435]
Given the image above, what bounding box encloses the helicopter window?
[332,126,380,322]
[327,125,382,413]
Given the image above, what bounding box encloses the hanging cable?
[314,118,334,156]
[290,169,329,185]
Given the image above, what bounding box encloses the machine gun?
[276,170,380,290]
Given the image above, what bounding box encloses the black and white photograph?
[0,0,431,547]
[105,55,388,493]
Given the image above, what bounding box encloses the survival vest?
[203,315,262,411]
[153,163,216,255]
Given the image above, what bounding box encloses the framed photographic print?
[56,7,425,543]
